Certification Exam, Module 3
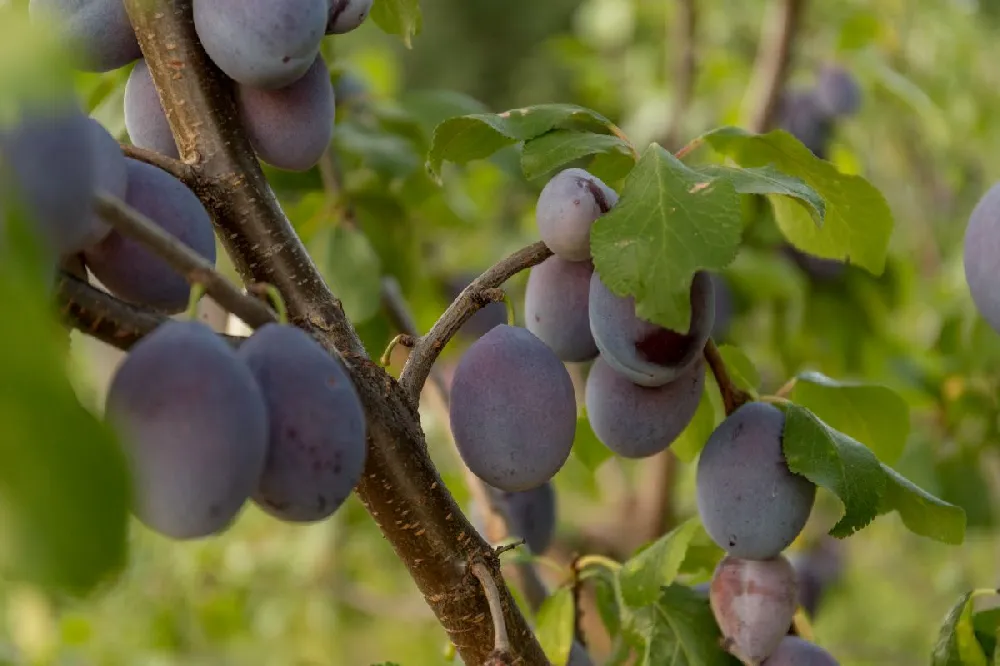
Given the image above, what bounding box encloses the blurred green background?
[4,0,1000,664]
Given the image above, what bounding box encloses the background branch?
[56,271,165,350]
[122,2,548,663]
[662,0,699,151]
[742,0,807,133]
[399,241,553,403]
[94,194,276,328]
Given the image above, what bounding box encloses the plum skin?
[237,323,367,523]
[449,325,577,492]
[524,256,598,362]
[104,320,269,540]
[696,401,816,559]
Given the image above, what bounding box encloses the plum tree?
[193,0,328,89]
[589,271,715,387]
[104,320,269,539]
[584,355,704,458]
[696,402,816,559]
[710,554,798,665]
[762,637,839,665]
[471,482,557,554]
[325,0,373,34]
[238,323,367,522]
[28,0,140,72]
[449,325,576,492]
[124,60,180,158]
[535,168,617,262]
[524,256,597,362]
[237,55,335,172]
[0,104,98,257]
[84,159,217,313]
[963,182,1000,335]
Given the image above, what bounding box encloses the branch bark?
[399,241,553,403]
[93,193,276,328]
[742,0,807,133]
[57,271,164,349]
[121,3,548,664]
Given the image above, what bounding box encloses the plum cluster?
[696,403,840,663]
[30,0,371,172]
[106,320,368,539]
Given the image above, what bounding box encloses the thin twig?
[119,143,197,187]
[399,242,553,403]
[93,193,276,328]
[471,561,511,654]
[704,339,752,415]
[662,0,698,151]
[742,0,807,133]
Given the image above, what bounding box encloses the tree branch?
[94,193,276,328]
[704,339,751,415]
[399,241,553,403]
[56,271,165,350]
[662,0,698,151]
[119,143,197,187]
[742,0,807,133]
[123,3,548,663]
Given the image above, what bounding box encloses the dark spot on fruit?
[285,426,298,441]
[729,536,737,547]
[282,56,290,63]
[635,328,691,365]
[209,503,222,517]
[732,423,744,440]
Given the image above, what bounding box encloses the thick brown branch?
[704,339,751,415]
[56,271,165,349]
[119,143,197,187]
[743,0,807,133]
[399,242,553,403]
[94,193,276,328]
[124,3,548,663]
[662,0,698,150]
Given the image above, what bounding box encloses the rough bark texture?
[120,2,549,664]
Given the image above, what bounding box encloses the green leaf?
[716,344,760,395]
[427,104,618,179]
[521,130,635,181]
[780,403,885,537]
[879,464,966,545]
[699,165,825,224]
[590,144,742,331]
[933,592,991,666]
[670,377,718,463]
[0,221,130,596]
[573,412,613,472]
[788,371,910,465]
[702,126,894,275]
[621,585,738,666]
[535,586,575,666]
[619,517,701,608]
[370,0,422,48]
[309,225,383,324]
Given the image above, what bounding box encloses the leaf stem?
[184,283,206,320]
[574,554,622,573]
[380,333,416,368]
[673,136,704,160]
[704,339,752,415]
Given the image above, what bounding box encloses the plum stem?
[184,283,207,320]
[704,339,752,415]
[93,193,277,329]
[248,282,289,325]
[379,333,416,368]
[471,560,511,654]
[398,242,552,405]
